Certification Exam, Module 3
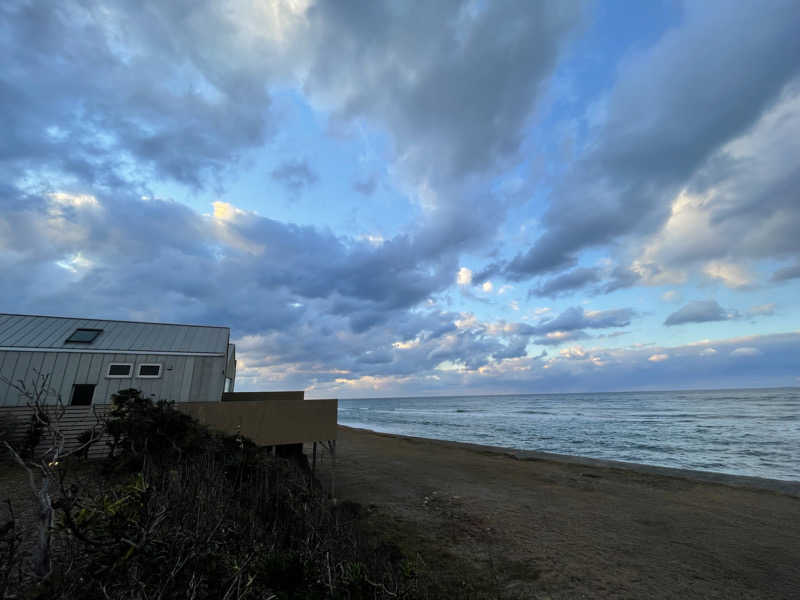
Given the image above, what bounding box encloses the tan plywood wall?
[221,391,304,402]
[178,398,338,445]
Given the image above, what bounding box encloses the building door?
[71,384,96,406]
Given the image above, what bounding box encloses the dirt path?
[326,426,800,599]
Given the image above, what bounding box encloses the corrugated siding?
[0,314,229,354]
[189,356,226,403]
[0,351,227,406]
[1,405,110,460]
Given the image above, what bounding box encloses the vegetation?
[1,387,421,599]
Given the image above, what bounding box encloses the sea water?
[338,388,800,482]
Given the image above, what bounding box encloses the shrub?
[12,392,417,599]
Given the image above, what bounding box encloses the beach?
[328,426,800,599]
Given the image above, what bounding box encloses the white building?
[0,314,236,407]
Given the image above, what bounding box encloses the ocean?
[338,388,800,482]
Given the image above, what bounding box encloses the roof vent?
[65,328,103,344]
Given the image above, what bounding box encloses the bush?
[11,391,418,599]
[104,388,208,470]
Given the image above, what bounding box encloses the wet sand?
[326,426,800,599]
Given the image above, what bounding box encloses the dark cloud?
[528,267,602,298]
[271,159,319,193]
[492,338,530,360]
[664,300,734,326]
[303,1,582,182]
[352,176,378,196]
[471,262,504,285]
[0,189,519,386]
[0,190,457,333]
[772,262,800,282]
[600,266,641,294]
[0,0,584,307]
[525,306,637,336]
[506,1,800,280]
[297,1,584,262]
[513,306,636,347]
[0,0,276,189]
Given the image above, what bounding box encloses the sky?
[1,0,799,398]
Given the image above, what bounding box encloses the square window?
[137,364,161,378]
[107,363,132,378]
[65,328,103,343]
[71,384,95,406]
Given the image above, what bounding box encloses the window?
[137,364,161,378]
[71,384,95,406]
[106,363,132,378]
[65,328,103,343]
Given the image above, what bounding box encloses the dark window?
[137,364,161,377]
[107,363,132,377]
[71,384,95,406]
[65,328,103,343]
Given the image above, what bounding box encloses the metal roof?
[0,314,230,354]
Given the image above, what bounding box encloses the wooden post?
[312,441,317,476]
[327,439,336,500]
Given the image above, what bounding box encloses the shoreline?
[329,424,800,598]
[339,424,800,497]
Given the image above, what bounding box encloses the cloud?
[528,267,601,298]
[270,158,319,193]
[2,185,796,397]
[600,265,641,294]
[661,290,681,303]
[747,303,775,317]
[632,86,800,285]
[772,262,800,282]
[0,0,584,281]
[293,0,584,262]
[456,267,472,285]
[730,347,762,357]
[702,261,752,289]
[506,1,800,280]
[471,262,503,285]
[0,192,459,335]
[664,300,734,326]
[302,1,583,183]
[352,175,378,196]
[532,330,589,346]
[0,0,279,189]
[522,306,636,336]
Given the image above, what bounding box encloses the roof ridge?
[0,313,229,330]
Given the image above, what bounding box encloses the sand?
[324,426,800,599]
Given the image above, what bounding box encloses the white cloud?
[456,267,472,285]
[648,353,669,362]
[559,346,587,359]
[55,252,93,273]
[748,303,775,316]
[703,260,753,289]
[661,289,681,303]
[482,281,493,293]
[731,347,762,357]
[392,338,420,350]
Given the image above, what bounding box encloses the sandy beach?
[327,426,800,599]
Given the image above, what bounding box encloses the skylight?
[65,328,103,343]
